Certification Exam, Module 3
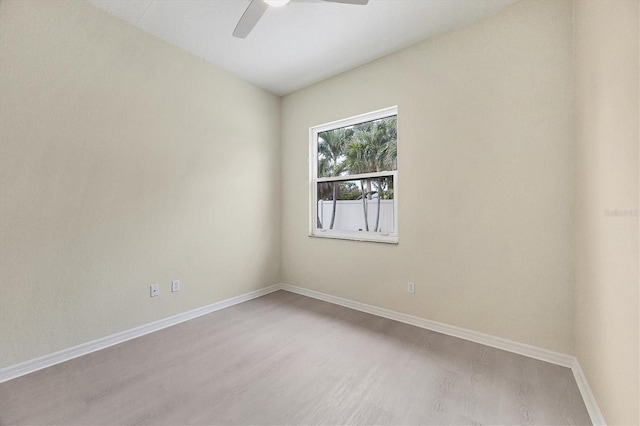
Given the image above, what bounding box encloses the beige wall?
[574,1,640,424]
[0,0,281,368]
[281,0,575,354]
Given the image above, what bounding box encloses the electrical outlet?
[150,284,159,297]
[171,280,181,292]
[407,282,415,294]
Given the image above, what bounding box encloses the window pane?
[317,115,397,178]
[316,176,394,233]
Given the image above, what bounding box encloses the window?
[310,106,398,243]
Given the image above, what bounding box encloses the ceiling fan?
[233,0,369,39]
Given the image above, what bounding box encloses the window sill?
[309,230,398,244]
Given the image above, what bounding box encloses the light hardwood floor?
[0,290,591,425]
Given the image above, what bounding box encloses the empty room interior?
[0,0,638,424]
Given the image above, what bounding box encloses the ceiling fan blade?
[233,0,269,39]
[323,0,369,4]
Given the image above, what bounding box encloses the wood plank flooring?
[0,290,591,425]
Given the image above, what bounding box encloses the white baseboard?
[0,284,281,384]
[279,283,606,425]
[571,359,607,425]
[0,282,606,425]
[279,284,574,366]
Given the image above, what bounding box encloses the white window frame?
[309,106,398,244]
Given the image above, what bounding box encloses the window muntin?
[310,107,398,243]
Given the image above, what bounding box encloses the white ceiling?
[87,0,517,96]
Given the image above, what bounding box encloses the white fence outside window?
[317,199,394,233]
